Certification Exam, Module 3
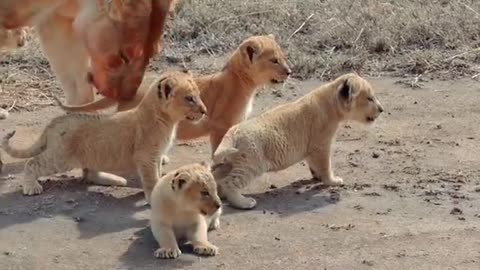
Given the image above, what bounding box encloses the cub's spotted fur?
[213,73,384,209]
[151,162,229,259]
[1,71,206,202]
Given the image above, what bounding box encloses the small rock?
[274,236,280,241]
[450,207,463,215]
[435,124,442,129]
[269,184,278,189]
[73,216,84,223]
[363,192,381,197]
[372,152,380,159]
[353,204,364,210]
[362,260,374,266]
[458,217,466,221]
[467,136,474,140]
[413,101,418,105]
[0,109,9,120]
[66,199,76,204]
[474,187,480,193]
[3,251,11,256]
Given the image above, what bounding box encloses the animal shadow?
[0,175,149,239]
[222,178,342,217]
[118,227,198,269]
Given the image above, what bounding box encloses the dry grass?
[1,0,480,110]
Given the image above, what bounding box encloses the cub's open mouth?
[186,116,195,121]
[200,210,207,215]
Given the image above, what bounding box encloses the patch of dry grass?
[162,0,480,79]
[1,0,480,110]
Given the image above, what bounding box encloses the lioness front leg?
[135,159,161,204]
[151,221,182,259]
[188,215,218,256]
[306,146,343,186]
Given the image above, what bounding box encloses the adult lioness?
[57,34,292,155]
[213,73,384,209]
[0,0,175,105]
[1,71,206,203]
[151,162,229,259]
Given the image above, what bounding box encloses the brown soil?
[1,75,479,270]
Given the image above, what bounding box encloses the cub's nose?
[199,106,207,115]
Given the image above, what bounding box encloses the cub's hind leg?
[218,157,263,210]
[306,145,343,186]
[22,153,74,195]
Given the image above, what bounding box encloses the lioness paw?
[22,182,43,196]
[193,243,218,256]
[154,247,182,259]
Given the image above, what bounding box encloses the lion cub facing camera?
[150,162,226,259]
[1,71,206,203]
[213,73,384,209]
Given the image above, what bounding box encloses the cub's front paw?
[22,182,43,196]
[193,242,218,256]
[324,176,344,186]
[154,247,182,259]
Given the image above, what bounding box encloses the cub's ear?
[171,173,187,191]
[242,40,261,63]
[338,79,353,103]
[157,78,175,100]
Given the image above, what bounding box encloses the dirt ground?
[1,75,479,270]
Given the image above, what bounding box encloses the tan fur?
[150,162,227,259]
[1,71,206,202]
[0,26,27,50]
[56,34,292,156]
[212,73,384,209]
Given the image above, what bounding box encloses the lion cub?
[213,73,384,209]
[151,162,223,259]
[1,71,206,202]
[55,34,292,155]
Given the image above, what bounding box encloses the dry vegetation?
[1,0,480,111]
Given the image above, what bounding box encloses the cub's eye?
[185,96,194,103]
[201,190,210,197]
[367,96,374,102]
[271,58,279,64]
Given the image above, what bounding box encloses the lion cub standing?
[56,34,292,155]
[1,71,206,202]
[150,162,224,259]
[213,73,384,209]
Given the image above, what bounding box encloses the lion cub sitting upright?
[213,73,384,209]
[150,162,226,259]
[56,34,292,155]
[1,71,206,202]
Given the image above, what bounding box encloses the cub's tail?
[2,130,47,159]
